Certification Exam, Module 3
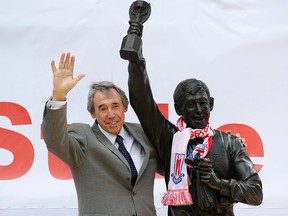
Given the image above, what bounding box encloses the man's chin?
[106,125,121,135]
[190,121,207,129]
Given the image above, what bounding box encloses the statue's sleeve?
[219,135,263,205]
[128,60,175,163]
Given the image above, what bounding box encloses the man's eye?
[200,102,206,105]
[186,103,195,108]
[200,101,208,106]
[113,104,120,109]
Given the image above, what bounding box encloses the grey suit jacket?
[42,103,162,216]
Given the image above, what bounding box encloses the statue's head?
[173,78,214,129]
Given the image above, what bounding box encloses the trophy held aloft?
[120,0,151,61]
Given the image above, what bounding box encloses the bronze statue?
[120,0,151,61]
[120,2,263,215]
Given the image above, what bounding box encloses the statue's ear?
[174,103,182,116]
[210,97,214,111]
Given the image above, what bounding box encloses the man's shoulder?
[124,122,148,136]
[70,122,91,127]
[124,122,142,131]
[214,129,238,139]
[68,122,92,132]
[213,129,243,149]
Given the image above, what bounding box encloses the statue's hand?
[198,160,221,191]
[128,58,146,73]
[185,157,194,167]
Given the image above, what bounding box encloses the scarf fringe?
[162,189,193,206]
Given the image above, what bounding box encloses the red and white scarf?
[161,117,214,206]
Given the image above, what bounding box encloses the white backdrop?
[1,0,288,215]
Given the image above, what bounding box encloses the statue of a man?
[120,2,263,215]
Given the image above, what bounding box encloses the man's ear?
[209,97,214,111]
[91,110,97,119]
[174,103,182,116]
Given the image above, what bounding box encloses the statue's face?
[180,89,212,129]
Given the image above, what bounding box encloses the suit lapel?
[91,122,130,168]
[124,123,150,178]
[91,121,151,179]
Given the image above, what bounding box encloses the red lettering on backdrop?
[48,151,72,180]
[0,102,263,180]
[40,125,73,180]
[0,102,34,180]
[217,123,264,172]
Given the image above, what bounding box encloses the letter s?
[0,102,34,180]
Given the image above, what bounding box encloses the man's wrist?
[46,98,66,110]
[219,179,231,197]
[52,90,67,101]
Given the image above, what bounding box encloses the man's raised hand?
[51,52,85,101]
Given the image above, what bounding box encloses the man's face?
[180,89,212,129]
[91,89,127,135]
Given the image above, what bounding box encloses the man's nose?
[196,103,202,112]
[107,108,115,117]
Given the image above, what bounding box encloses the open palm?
[51,52,85,101]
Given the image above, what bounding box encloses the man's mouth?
[193,116,205,121]
[108,121,118,125]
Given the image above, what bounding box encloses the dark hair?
[173,78,211,106]
[87,81,129,114]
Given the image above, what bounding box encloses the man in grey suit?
[42,52,162,216]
